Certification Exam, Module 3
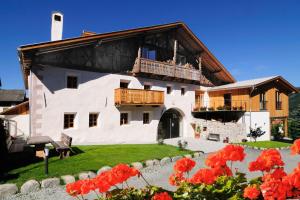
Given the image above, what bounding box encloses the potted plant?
[200,106,207,111]
[194,124,201,139]
[217,106,224,110]
[208,107,215,111]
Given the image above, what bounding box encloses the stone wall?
[194,119,247,143]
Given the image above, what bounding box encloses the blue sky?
[1,0,300,89]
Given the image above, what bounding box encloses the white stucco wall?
[238,111,270,141]
[30,66,199,144]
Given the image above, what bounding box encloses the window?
[64,113,75,129]
[167,86,172,94]
[276,91,282,110]
[54,15,61,21]
[144,84,151,90]
[143,113,150,124]
[142,47,156,60]
[89,113,99,127]
[260,92,267,110]
[120,113,129,125]
[181,87,186,96]
[120,81,129,88]
[67,76,78,89]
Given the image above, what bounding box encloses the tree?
[289,104,300,140]
[247,127,266,142]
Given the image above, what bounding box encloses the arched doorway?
[157,108,183,140]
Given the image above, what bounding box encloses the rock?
[61,175,75,184]
[171,156,182,162]
[145,160,155,167]
[41,178,60,188]
[97,166,112,175]
[160,157,171,165]
[193,152,201,158]
[0,184,18,198]
[87,171,96,178]
[79,172,89,180]
[152,159,160,166]
[131,162,143,170]
[20,180,40,194]
[184,154,192,159]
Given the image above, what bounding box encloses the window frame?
[275,91,282,110]
[120,112,130,125]
[89,113,99,127]
[64,113,76,129]
[143,112,150,124]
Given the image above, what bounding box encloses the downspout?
[249,85,255,141]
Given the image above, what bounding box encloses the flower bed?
[66,139,300,199]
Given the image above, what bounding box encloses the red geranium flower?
[262,168,287,181]
[173,158,196,173]
[249,149,284,172]
[291,139,300,155]
[260,178,290,200]
[211,165,233,177]
[243,185,260,200]
[66,180,85,196]
[152,192,173,200]
[189,168,216,185]
[205,151,227,168]
[223,144,245,162]
[169,172,185,186]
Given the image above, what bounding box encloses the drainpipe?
[249,85,255,141]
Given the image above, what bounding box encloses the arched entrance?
[157,108,183,140]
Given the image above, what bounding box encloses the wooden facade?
[114,88,164,106]
[0,101,29,115]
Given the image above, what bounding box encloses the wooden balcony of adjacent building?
[192,100,249,122]
[132,57,213,86]
[114,88,164,106]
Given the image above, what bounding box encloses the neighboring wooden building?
[194,76,298,136]
[0,89,26,112]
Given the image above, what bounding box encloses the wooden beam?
[173,39,178,65]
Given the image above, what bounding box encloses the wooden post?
[173,40,178,65]
[134,46,142,73]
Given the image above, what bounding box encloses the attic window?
[54,15,61,21]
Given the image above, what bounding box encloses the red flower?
[291,139,300,155]
[189,168,216,185]
[211,165,233,177]
[223,144,245,162]
[248,149,284,172]
[80,179,96,195]
[243,185,260,200]
[205,151,227,168]
[94,171,112,193]
[169,172,185,186]
[173,158,196,173]
[260,178,290,200]
[66,180,84,196]
[262,168,287,181]
[152,192,173,200]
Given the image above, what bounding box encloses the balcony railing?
[193,100,248,112]
[133,58,213,85]
[260,101,268,110]
[276,101,282,110]
[115,88,164,106]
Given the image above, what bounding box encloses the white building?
[17,19,298,144]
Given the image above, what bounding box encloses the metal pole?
[44,147,49,175]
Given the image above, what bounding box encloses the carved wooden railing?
[133,58,207,82]
[115,88,164,106]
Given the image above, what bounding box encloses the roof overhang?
[18,22,235,89]
[208,76,299,94]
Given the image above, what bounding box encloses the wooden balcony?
[193,100,248,112]
[115,88,164,106]
[133,58,213,85]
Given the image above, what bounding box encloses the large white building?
[17,16,298,144]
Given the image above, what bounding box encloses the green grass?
[6,144,191,187]
[241,141,292,148]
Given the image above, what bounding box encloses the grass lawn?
[241,141,292,148]
[6,144,191,187]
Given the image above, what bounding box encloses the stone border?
[0,152,204,198]
[236,143,291,151]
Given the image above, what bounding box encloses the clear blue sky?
[1,0,300,89]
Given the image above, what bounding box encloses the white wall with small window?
[32,65,199,144]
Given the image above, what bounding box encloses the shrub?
[271,124,284,140]
[157,138,164,145]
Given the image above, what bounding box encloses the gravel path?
[7,149,300,200]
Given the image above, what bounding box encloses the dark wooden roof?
[0,101,29,115]
[0,89,25,102]
[18,22,236,88]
